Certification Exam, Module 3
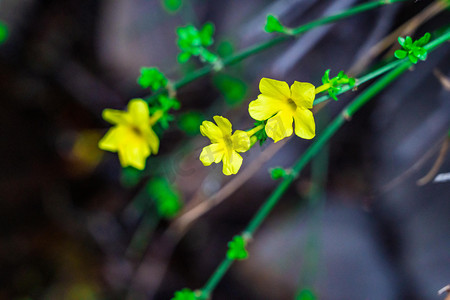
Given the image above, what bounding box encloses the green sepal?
[394,49,407,59]
[227,235,249,260]
[253,120,268,145]
[270,167,287,180]
[171,288,197,300]
[264,15,285,33]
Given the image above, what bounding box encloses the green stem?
[199,259,233,299]
[291,0,406,35]
[196,26,450,294]
[146,0,407,102]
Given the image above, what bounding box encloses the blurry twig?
[126,137,289,299]
[172,138,290,233]
[348,0,447,75]
[434,68,450,91]
[417,134,449,186]
[377,132,448,193]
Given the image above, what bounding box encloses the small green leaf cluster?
[253,120,268,145]
[213,74,247,106]
[148,95,180,130]
[161,0,183,14]
[264,15,291,34]
[177,111,204,136]
[395,33,430,64]
[296,288,317,300]
[171,288,197,300]
[321,70,355,101]
[147,177,182,218]
[137,67,168,91]
[176,23,218,64]
[0,21,8,44]
[227,235,248,260]
[270,167,287,180]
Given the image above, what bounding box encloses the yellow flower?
[249,78,315,142]
[199,116,251,175]
[98,98,160,170]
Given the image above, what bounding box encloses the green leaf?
[177,111,205,136]
[171,288,197,300]
[227,235,248,260]
[199,48,218,63]
[408,53,418,64]
[270,167,287,180]
[178,51,191,63]
[417,32,430,46]
[322,69,331,84]
[329,90,338,101]
[213,74,247,106]
[217,39,234,58]
[398,36,405,47]
[0,21,9,44]
[405,36,413,48]
[348,78,356,87]
[418,50,427,61]
[296,288,317,300]
[147,177,182,218]
[162,0,183,14]
[394,49,407,59]
[264,15,285,33]
[199,22,214,46]
[120,167,142,187]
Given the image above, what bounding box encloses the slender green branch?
[197,28,450,298]
[313,59,404,105]
[291,0,407,35]
[146,0,407,103]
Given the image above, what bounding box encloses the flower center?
[223,135,233,150]
[131,126,142,136]
[287,98,297,111]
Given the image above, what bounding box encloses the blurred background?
[0,0,449,299]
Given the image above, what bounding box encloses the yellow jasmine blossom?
[98,98,160,170]
[249,78,316,142]
[199,116,251,175]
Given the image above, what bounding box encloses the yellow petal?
[213,116,232,136]
[102,109,128,125]
[200,120,223,143]
[200,143,224,166]
[231,130,251,153]
[293,108,315,139]
[127,98,150,126]
[259,78,290,99]
[248,94,284,121]
[118,139,150,170]
[265,110,293,142]
[290,81,315,109]
[98,127,123,152]
[222,151,243,175]
[142,127,159,154]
